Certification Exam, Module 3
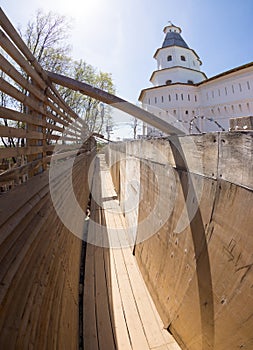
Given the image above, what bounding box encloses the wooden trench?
[1,7,253,350]
[0,8,181,349]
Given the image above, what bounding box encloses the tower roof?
[162,32,189,49]
[162,22,189,49]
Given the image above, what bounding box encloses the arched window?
[168,94,171,101]
[167,55,172,61]
[166,80,172,85]
[187,80,194,84]
[161,96,164,103]
[181,55,186,61]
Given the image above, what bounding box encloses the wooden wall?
[106,132,253,350]
[0,8,97,349]
[0,144,96,349]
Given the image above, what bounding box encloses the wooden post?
[27,81,46,177]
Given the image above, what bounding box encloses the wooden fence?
[0,8,89,191]
[0,8,97,349]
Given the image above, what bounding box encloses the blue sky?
[1,0,253,139]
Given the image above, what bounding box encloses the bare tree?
[20,9,71,70]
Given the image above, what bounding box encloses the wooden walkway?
[83,154,181,350]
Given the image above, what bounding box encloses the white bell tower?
[151,22,206,86]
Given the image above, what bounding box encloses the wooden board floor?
[83,154,181,350]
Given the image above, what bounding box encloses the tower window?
[155,97,157,104]
[232,85,234,93]
[247,81,251,90]
[181,94,184,100]
[181,55,186,61]
[167,55,172,61]
[187,80,194,84]
[225,87,227,95]
[176,94,178,100]
[188,94,190,101]
[166,80,172,85]
[161,96,164,103]
[239,83,242,92]
[195,95,197,102]
[168,94,171,101]
[185,110,188,115]
[148,98,150,105]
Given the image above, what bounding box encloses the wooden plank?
[0,125,43,139]
[94,243,116,350]
[0,158,45,182]
[0,106,44,127]
[111,244,150,349]
[120,244,172,349]
[0,77,46,116]
[83,243,99,350]
[0,28,47,90]
[218,131,253,190]
[111,207,169,349]
[108,248,132,350]
[0,146,44,160]
[47,71,185,136]
[0,170,49,226]
[0,53,46,102]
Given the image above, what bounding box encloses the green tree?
[59,59,115,134]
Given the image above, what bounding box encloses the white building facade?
[139,22,253,134]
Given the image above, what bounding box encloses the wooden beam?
[47,71,185,136]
